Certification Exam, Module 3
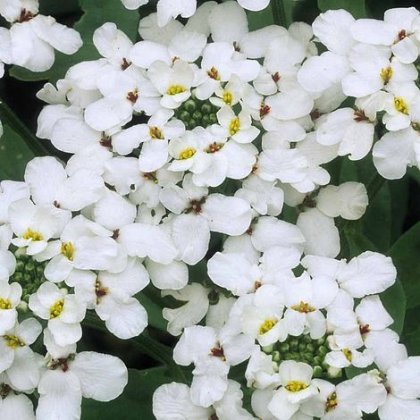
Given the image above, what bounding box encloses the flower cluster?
[0,1,419,419]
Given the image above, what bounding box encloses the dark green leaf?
[0,124,35,180]
[10,0,140,82]
[401,306,420,355]
[380,278,406,335]
[317,0,367,18]
[137,292,167,332]
[389,222,420,309]
[81,367,170,420]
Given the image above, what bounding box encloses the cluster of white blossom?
[0,0,419,419]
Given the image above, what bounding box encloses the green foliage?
[0,124,35,180]
[389,222,420,309]
[10,0,140,82]
[317,0,367,18]
[81,367,170,420]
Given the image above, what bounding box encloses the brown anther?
[397,29,407,41]
[310,109,321,121]
[233,41,241,52]
[53,200,61,208]
[207,67,220,81]
[0,383,11,399]
[272,72,280,83]
[246,225,253,235]
[251,162,259,175]
[359,324,371,335]
[111,229,120,240]
[186,197,206,214]
[18,8,34,22]
[210,345,225,361]
[121,58,131,70]
[143,172,158,183]
[171,56,179,64]
[205,142,224,153]
[353,109,369,122]
[127,90,139,104]
[412,122,420,132]
[100,135,112,148]
[260,103,271,118]
[210,414,219,420]
[254,280,262,290]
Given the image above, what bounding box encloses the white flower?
[0,281,22,335]
[162,283,209,336]
[2,0,82,72]
[373,126,420,179]
[336,251,396,298]
[315,107,376,160]
[29,282,86,346]
[297,208,340,258]
[156,0,196,27]
[148,59,195,109]
[301,373,386,419]
[379,355,420,419]
[316,182,369,220]
[84,67,161,131]
[37,350,128,420]
[283,272,338,339]
[67,258,149,339]
[24,156,105,211]
[268,361,318,420]
[9,198,70,256]
[173,325,254,407]
[42,215,127,283]
[159,175,252,265]
[217,106,260,144]
[351,7,420,64]
[0,180,29,225]
[153,382,212,419]
[0,382,35,420]
[0,318,42,391]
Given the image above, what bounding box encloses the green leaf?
[137,292,167,332]
[380,278,406,335]
[363,183,391,253]
[10,0,140,82]
[401,306,420,355]
[317,0,367,18]
[81,367,170,420]
[389,222,420,309]
[0,125,35,180]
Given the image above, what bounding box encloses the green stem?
[0,100,49,156]
[272,0,288,27]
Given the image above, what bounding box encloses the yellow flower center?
[22,228,43,242]
[394,97,409,115]
[50,299,64,319]
[380,66,393,84]
[167,85,186,95]
[259,319,278,335]
[61,242,75,261]
[291,301,316,313]
[4,335,25,349]
[285,381,308,392]
[326,391,338,412]
[343,348,353,362]
[0,298,12,310]
[178,147,196,160]
[229,117,240,136]
[149,126,164,140]
[223,91,233,105]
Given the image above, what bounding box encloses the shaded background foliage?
[0,0,419,418]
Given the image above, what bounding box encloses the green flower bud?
[279,342,290,353]
[262,344,274,354]
[184,100,196,112]
[313,366,324,378]
[272,351,281,362]
[192,110,203,121]
[201,103,213,114]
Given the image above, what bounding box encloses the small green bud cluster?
[11,253,47,302]
[174,97,219,130]
[263,334,334,378]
